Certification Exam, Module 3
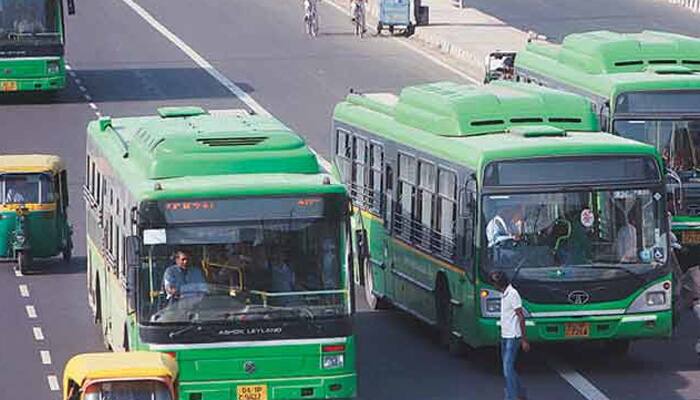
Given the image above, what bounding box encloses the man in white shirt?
[486,206,524,248]
[615,215,638,263]
[490,271,529,400]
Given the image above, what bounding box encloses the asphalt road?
[0,0,698,399]
[463,0,700,42]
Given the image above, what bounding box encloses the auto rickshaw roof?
[63,352,177,394]
[0,154,65,174]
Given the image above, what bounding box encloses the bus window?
[397,153,417,240]
[352,136,367,200]
[417,160,436,247]
[436,169,457,258]
[335,129,352,184]
[368,143,383,213]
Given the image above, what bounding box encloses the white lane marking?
[74,78,81,84]
[14,268,23,277]
[121,0,269,116]
[88,102,98,110]
[78,85,87,92]
[40,350,52,365]
[84,93,93,101]
[65,64,72,71]
[121,0,336,167]
[47,375,60,391]
[33,326,45,341]
[19,284,29,298]
[550,360,611,400]
[25,305,37,319]
[322,0,478,83]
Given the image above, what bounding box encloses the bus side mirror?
[67,0,76,15]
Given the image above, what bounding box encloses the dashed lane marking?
[40,350,52,365]
[121,0,269,116]
[88,102,98,110]
[33,327,45,341]
[19,284,29,298]
[14,268,23,277]
[25,305,37,319]
[47,375,60,391]
[550,360,611,400]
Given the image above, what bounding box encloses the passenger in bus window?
[616,210,638,263]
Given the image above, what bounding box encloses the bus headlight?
[646,292,666,306]
[486,298,501,313]
[627,280,672,313]
[47,60,60,74]
[322,354,344,369]
[480,289,502,318]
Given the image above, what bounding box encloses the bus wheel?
[435,277,465,355]
[604,340,630,356]
[363,257,388,310]
[94,280,102,324]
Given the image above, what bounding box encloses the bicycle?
[304,0,319,37]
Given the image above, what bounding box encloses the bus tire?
[435,275,465,355]
[94,278,102,324]
[363,257,388,310]
[123,326,130,352]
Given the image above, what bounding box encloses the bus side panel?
[388,239,439,324]
[106,270,128,351]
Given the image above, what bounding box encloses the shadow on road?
[0,67,256,105]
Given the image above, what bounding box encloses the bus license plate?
[565,322,590,338]
[682,230,700,245]
[237,384,268,400]
[1,81,17,91]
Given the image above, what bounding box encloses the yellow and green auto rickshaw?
[63,352,178,400]
[0,154,72,272]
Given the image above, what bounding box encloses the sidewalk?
[326,0,529,79]
[410,0,528,75]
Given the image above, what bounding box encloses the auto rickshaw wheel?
[389,25,394,35]
[17,251,31,274]
[63,240,73,264]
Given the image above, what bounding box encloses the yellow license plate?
[237,384,268,400]
[1,81,17,91]
[565,322,590,338]
[682,230,700,245]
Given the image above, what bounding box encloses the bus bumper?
[475,310,672,346]
[0,75,65,92]
[179,373,357,400]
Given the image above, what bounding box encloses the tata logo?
[3,69,12,75]
[568,290,590,305]
[243,360,256,374]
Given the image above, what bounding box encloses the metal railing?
[665,0,700,13]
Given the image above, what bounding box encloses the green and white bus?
[84,107,356,400]
[333,81,673,353]
[487,30,700,270]
[0,0,75,93]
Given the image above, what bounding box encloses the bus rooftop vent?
[508,125,567,138]
[196,137,268,147]
[645,65,695,75]
[157,106,207,118]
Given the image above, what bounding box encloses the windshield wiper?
[168,322,203,339]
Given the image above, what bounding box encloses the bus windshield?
[0,0,61,45]
[613,119,700,176]
[0,173,54,204]
[138,217,348,325]
[481,187,668,282]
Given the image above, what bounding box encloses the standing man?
[490,271,529,400]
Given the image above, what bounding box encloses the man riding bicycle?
[350,0,367,35]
